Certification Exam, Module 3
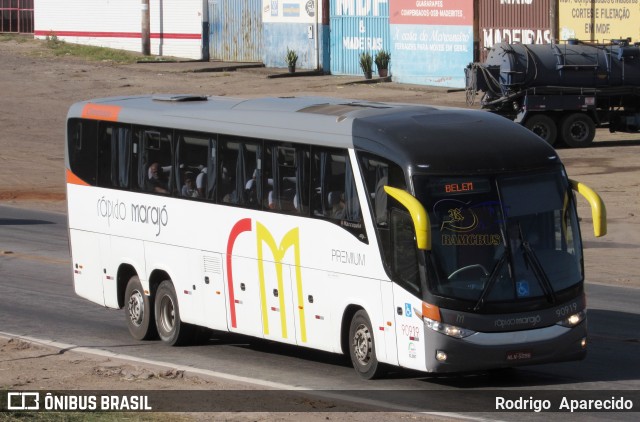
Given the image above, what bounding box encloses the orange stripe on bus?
[66,169,90,186]
[81,103,122,122]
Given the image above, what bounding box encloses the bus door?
[201,252,228,331]
[389,209,428,370]
[70,230,110,307]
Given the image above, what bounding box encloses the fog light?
[581,337,587,349]
[436,351,447,362]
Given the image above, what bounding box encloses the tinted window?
[67,118,97,185]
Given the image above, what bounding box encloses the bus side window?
[138,129,173,195]
[390,209,421,295]
[311,147,366,242]
[67,118,98,186]
[218,137,261,208]
[176,131,215,201]
[356,153,406,227]
[357,153,408,275]
[97,123,133,189]
[264,142,309,215]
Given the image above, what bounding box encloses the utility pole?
[549,0,558,43]
[141,0,151,55]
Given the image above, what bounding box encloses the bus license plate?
[506,351,532,361]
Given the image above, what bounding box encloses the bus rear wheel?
[155,280,194,346]
[560,113,595,148]
[124,276,157,340]
[349,310,384,379]
[524,114,558,146]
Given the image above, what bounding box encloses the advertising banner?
[559,0,640,42]
[390,0,473,87]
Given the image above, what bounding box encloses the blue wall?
[263,23,330,72]
[329,0,390,76]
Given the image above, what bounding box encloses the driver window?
[391,209,420,294]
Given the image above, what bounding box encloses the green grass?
[43,33,145,64]
[1,33,175,64]
[0,34,30,43]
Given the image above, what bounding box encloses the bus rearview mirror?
[384,186,431,251]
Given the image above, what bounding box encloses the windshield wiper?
[473,249,508,311]
[518,223,556,304]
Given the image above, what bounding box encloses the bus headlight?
[424,318,476,339]
[556,310,586,328]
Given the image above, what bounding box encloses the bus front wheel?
[155,280,193,346]
[124,276,157,340]
[349,310,384,379]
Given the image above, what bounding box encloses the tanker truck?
[465,39,640,147]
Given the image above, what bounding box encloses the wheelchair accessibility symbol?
[404,303,412,317]
[516,281,530,298]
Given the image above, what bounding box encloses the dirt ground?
[0,336,447,421]
[0,36,638,419]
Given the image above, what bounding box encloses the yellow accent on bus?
[256,222,307,342]
[570,179,607,237]
[384,186,431,250]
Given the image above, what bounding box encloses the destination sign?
[430,177,491,196]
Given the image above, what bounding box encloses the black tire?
[524,114,558,146]
[560,113,596,148]
[348,310,384,380]
[124,275,157,340]
[154,280,194,346]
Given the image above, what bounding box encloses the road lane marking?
[0,331,496,421]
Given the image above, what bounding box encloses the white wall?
[34,0,203,59]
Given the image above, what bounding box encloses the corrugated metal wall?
[478,0,551,60]
[209,0,263,62]
[329,1,390,75]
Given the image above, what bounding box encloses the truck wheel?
[560,113,595,148]
[124,276,157,340]
[349,310,384,379]
[155,280,194,346]
[524,114,558,146]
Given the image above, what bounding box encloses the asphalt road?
[0,204,638,420]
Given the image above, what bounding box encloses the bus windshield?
[414,171,583,307]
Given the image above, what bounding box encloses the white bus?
[66,95,606,379]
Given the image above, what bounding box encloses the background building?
[19,1,640,88]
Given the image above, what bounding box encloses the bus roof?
[69,95,560,175]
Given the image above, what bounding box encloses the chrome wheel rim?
[127,290,144,327]
[159,295,175,333]
[352,323,372,365]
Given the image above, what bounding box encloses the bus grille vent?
[203,256,222,274]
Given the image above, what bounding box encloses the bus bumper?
[422,321,587,373]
